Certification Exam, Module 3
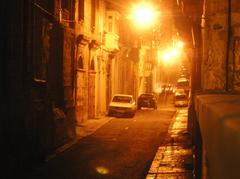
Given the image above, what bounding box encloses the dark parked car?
[137,93,157,109]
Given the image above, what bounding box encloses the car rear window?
[112,96,131,103]
[176,80,189,87]
[140,94,153,98]
[175,95,187,100]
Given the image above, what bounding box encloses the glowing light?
[130,3,159,27]
[158,47,182,65]
[162,52,171,62]
[134,6,154,25]
[176,40,184,49]
[171,48,180,57]
[96,166,109,175]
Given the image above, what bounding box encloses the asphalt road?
[24,96,176,179]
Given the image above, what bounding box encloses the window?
[78,0,84,21]
[90,58,95,70]
[61,0,70,10]
[177,80,189,87]
[108,16,113,32]
[91,0,96,31]
[115,17,119,34]
[175,94,187,100]
[112,96,132,103]
[34,18,52,80]
[78,56,84,69]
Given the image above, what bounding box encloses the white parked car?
[174,93,189,107]
[174,88,185,95]
[108,94,136,117]
[176,77,190,95]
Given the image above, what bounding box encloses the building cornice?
[76,34,91,45]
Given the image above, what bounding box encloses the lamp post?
[128,2,160,94]
[130,2,158,28]
[128,2,185,95]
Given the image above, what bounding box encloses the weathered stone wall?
[231,12,240,91]
[201,0,240,91]
[62,28,76,139]
[201,0,228,90]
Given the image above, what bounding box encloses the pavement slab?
[146,109,194,179]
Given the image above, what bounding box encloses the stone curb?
[45,116,112,162]
[146,109,194,179]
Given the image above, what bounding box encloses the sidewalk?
[146,108,194,179]
[46,116,112,161]
[75,116,113,140]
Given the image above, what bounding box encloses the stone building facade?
[1,0,76,175]
[174,0,240,92]
[201,0,240,91]
[173,0,240,178]
[1,1,141,176]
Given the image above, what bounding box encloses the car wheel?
[128,112,135,118]
[131,113,135,118]
[137,105,141,110]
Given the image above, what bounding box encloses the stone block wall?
[201,0,240,91]
[194,94,240,179]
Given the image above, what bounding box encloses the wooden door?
[88,72,96,118]
[76,71,86,124]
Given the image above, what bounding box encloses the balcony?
[103,32,119,52]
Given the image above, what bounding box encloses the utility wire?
[32,2,75,23]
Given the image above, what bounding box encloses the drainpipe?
[225,0,232,91]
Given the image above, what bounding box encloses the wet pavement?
[146,108,194,179]
[25,110,175,179]
[44,106,194,179]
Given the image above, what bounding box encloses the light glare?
[134,6,154,25]
[158,47,182,65]
[176,40,184,48]
[131,3,158,27]
[96,166,109,175]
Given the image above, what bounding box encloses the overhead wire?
[32,1,75,23]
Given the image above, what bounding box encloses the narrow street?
[23,97,176,179]
[3,1,240,178]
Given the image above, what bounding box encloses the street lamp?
[128,2,160,28]
[127,2,160,93]
[176,40,184,49]
[159,47,182,65]
[157,39,185,65]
